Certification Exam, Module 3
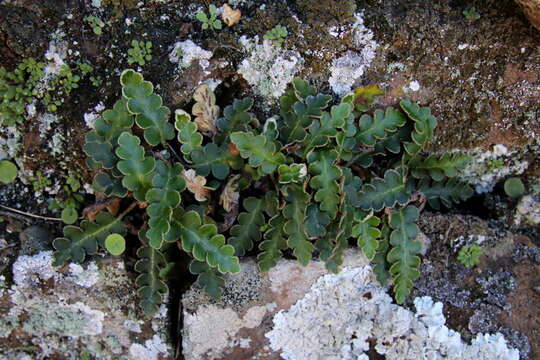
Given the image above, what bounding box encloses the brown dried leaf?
[106,198,121,216]
[182,169,212,202]
[192,84,219,136]
[219,175,240,212]
[228,142,240,156]
[222,4,241,27]
[82,198,122,221]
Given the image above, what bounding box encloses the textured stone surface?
[0,252,172,360]
[181,250,520,360]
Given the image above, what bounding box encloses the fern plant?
[53,70,473,316]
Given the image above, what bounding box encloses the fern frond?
[418,177,473,209]
[302,103,352,156]
[230,131,286,174]
[115,132,155,201]
[408,153,469,181]
[387,205,421,304]
[356,168,411,211]
[190,143,236,180]
[399,100,437,155]
[352,211,382,260]
[282,184,313,266]
[356,107,406,147]
[305,203,331,238]
[278,163,307,184]
[189,260,225,298]
[229,197,266,256]
[92,172,128,198]
[257,213,287,272]
[84,99,134,170]
[192,84,219,136]
[372,223,391,285]
[175,210,240,274]
[307,150,342,219]
[280,91,332,143]
[324,204,354,273]
[217,97,254,135]
[53,211,126,265]
[120,69,175,146]
[145,161,185,249]
[135,240,168,316]
[175,109,203,156]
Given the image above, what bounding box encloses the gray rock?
[0,251,173,360]
[18,225,51,255]
[181,250,520,360]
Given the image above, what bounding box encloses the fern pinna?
[53,70,472,315]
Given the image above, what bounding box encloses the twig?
[166,143,188,166]
[0,205,62,222]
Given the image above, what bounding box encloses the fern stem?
[345,153,362,167]
[117,201,139,220]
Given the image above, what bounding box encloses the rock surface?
[181,250,521,360]
[0,252,172,360]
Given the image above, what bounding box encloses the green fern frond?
[356,168,411,211]
[282,184,313,266]
[145,161,185,249]
[92,172,128,198]
[408,153,470,181]
[84,99,134,170]
[280,91,332,143]
[217,98,254,136]
[399,100,437,155]
[190,143,237,180]
[135,240,168,316]
[53,211,126,265]
[115,132,155,201]
[120,69,175,146]
[230,131,286,174]
[387,205,421,304]
[228,197,266,256]
[372,223,391,285]
[357,107,406,146]
[324,204,354,273]
[301,102,352,157]
[278,163,307,184]
[353,211,382,260]
[305,203,331,238]
[175,210,240,274]
[307,150,342,219]
[175,109,203,156]
[189,260,225,298]
[257,213,287,272]
[418,177,473,209]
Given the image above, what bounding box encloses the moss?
[295,0,357,25]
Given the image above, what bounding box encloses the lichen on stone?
[0,251,172,359]
[0,126,22,161]
[459,144,529,193]
[265,265,519,360]
[514,195,540,226]
[12,250,57,287]
[169,40,213,73]
[129,334,170,360]
[238,36,304,100]
[68,262,100,288]
[23,301,104,337]
[328,12,378,95]
[182,303,271,360]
